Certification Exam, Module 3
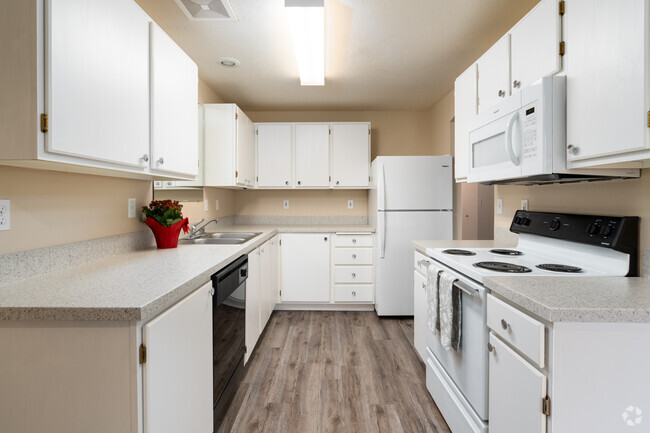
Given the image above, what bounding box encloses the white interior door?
[256,124,292,187]
[375,211,452,316]
[330,123,370,187]
[294,124,330,187]
[477,34,511,113]
[246,249,261,363]
[454,64,478,182]
[46,0,150,168]
[510,0,561,94]
[143,283,213,433]
[150,23,198,176]
[280,234,331,302]
[489,333,547,433]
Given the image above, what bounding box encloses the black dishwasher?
[210,255,247,430]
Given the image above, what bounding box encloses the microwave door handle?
[505,112,520,166]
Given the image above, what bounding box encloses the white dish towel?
[426,263,442,334]
[439,271,462,352]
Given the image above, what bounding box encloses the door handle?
[505,112,520,166]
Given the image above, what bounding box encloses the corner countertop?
[412,240,513,254]
[0,224,374,322]
[484,276,650,323]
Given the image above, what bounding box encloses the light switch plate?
[497,199,503,215]
[128,198,136,219]
[0,200,10,230]
[521,199,529,211]
[283,200,290,210]
[348,200,354,209]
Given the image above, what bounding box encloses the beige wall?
[234,189,368,217]
[154,187,236,225]
[495,172,650,255]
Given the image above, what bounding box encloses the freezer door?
[375,211,453,316]
[376,156,453,211]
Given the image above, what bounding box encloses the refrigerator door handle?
[379,211,386,258]
[378,163,386,211]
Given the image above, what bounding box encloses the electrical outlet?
[204,200,209,211]
[521,199,529,211]
[283,200,290,210]
[497,199,503,215]
[0,200,10,231]
[128,198,137,219]
[348,200,354,209]
[215,200,220,211]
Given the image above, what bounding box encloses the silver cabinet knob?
[351,273,356,278]
[285,181,289,185]
[352,291,357,296]
[324,237,328,241]
[487,342,495,353]
[157,157,164,165]
[297,181,302,185]
[513,80,521,88]
[567,144,579,155]
[141,154,149,162]
[422,282,426,289]
[352,254,357,259]
[501,319,510,330]
[210,288,215,296]
[336,180,340,185]
[352,239,357,244]
[166,181,173,186]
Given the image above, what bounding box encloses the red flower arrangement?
[142,200,189,249]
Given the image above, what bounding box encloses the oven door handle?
[454,281,479,297]
[505,111,520,166]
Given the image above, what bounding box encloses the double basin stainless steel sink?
[179,232,262,245]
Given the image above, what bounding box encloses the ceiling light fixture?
[219,57,240,67]
[285,0,325,86]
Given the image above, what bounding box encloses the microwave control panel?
[521,106,538,161]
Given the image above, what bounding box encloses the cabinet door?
[236,109,256,187]
[280,234,331,302]
[565,0,649,163]
[331,123,370,188]
[174,105,204,187]
[257,124,292,187]
[294,124,330,187]
[489,333,547,433]
[477,34,510,113]
[150,23,199,177]
[246,248,261,363]
[454,64,477,182]
[510,0,561,95]
[143,283,213,433]
[413,271,427,362]
[270,236,281,307]
[46,0,150,168]
[259,240,272,328]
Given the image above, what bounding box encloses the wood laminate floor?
[217,311,451,433]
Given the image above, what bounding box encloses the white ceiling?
[135,0,539,111]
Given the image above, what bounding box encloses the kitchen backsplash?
[233,215,369,225]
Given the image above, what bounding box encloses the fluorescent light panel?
[285,0,324,86]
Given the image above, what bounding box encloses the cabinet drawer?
[335,234,373,247]
[334,284,374,303]
[334,248,373,265]
[334,266,373,284]
[414,251,433,276]
[487,294,545,368]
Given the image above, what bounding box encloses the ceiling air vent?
[175,0,238,21]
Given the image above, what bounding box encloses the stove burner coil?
[490,249,523,256]
[473,261,532,273]
[442,249,476,256]
[536,264,582,273]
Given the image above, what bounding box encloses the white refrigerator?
[369,156,453,316]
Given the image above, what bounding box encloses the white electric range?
[420,210,639,433]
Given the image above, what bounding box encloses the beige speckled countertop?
[484,276,650,323]
[0,224,374,321]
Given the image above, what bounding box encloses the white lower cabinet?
[246,247,261,362]
[259,239,273,328]
[413,269,427,362]
[488,333,547,433]
[280,233,331,302]
[142,283,213,433]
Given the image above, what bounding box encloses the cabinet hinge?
[542,396,551,416]
[279,239,282,246]
[235,112,239,120]
[558,0,565,16]
[329,176,331,182]
[256,176,259,182]
[559,41,565,56]
[647,111,650,127]
[139,344,147,364]
[369,175,371,181]
[40,113,49,133]
[368,128,371,135]
[256,129,258,135]
[235,170,239,178]
[329,129,331,135]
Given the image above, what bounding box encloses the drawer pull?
[324,237,328,241]
[352,291,356,296]
[501,319,510,330]
[418,259,431,267]
[352,239,357,244]
[352,273,356,278]
[422,282,426,289]
[352,254,357,259]
[487,342,496,354]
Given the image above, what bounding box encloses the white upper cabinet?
[477,35,511,113]
[203,104,256,188]
[330,123,371,188]
[46,0,150,169]
[454,64,477,182]
[256,124,293,187]
[565,0,650,168]
[294,124,331,188]
[510,0,562,94]
[149,23,198,177]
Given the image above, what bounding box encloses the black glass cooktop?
[442,249,476,256]
[536,264,582,273]
[473,261,532,273]
[490,249,524,256]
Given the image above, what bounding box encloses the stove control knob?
[522,217,531,226]
[549,219,561,231]
[587,223,601,235]
[600,225,614,237]
[514,216,523,225]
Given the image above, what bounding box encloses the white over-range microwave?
[467,76,639,185]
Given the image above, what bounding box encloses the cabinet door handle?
[498,90,506,97]
[297,181,302,185]
[285,181,289,185]
[513,80,521,88]
[500,319,510,330]
[351,273,356,278]
[157,157,164,165]
[352,254,357,259]
[336,180,340,185]
[210,288,215,296]
[324,237,328,241]
[422,282,426,289]
[567,144,579,155]
[487,342,495,354]
[352,291,357,296]
[352,239,357,244]
[141,154,149,162]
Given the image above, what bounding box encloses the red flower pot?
[145,217,189,249]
